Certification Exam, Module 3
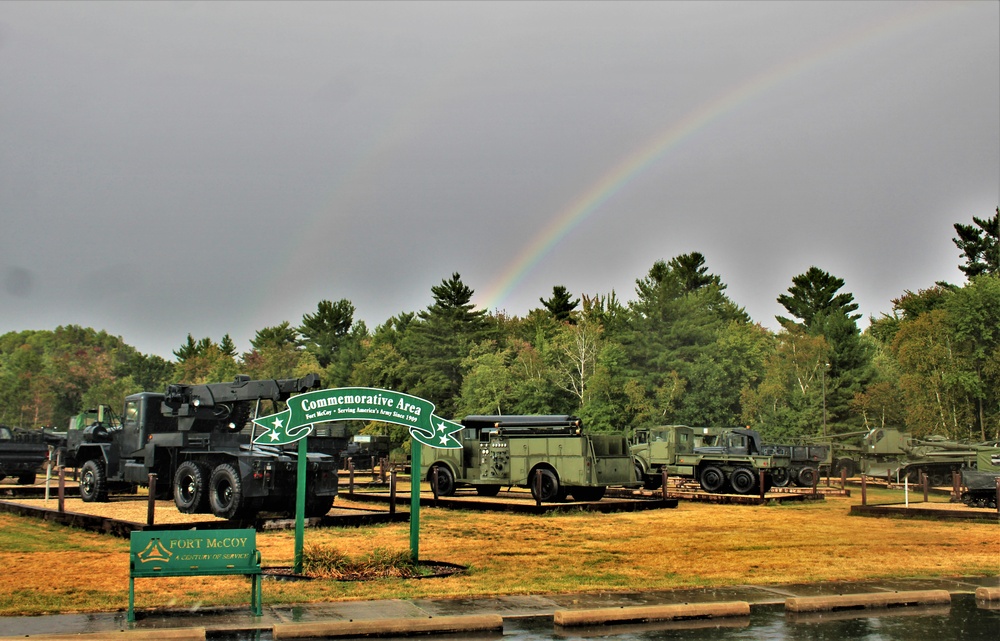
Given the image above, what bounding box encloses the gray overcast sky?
[1,1,998,360]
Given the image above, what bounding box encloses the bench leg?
[252,574,262,616]
[128,577,135,623]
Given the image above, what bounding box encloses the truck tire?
[530,468,561,502]
[305,495,334,517]
[174,461,210,514]
[771,467,791,487]
[209,463,246,520]
[698,465,726,493]
[429,465,456,497]
[729,468,757,495]
[638,463,662,490]
[80,459,109,502]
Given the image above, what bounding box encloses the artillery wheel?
[80,459,109,502]
[699,465,726,493]
[173,461,210,514]
[729,468,757,495]
[795,466,817,487]
[475,484,501,497]
[429,465,456,497]
[569,486,606,502]
[209,463,247,520]
[771,467,791,487]
[530,468,561,502]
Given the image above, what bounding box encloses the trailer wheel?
[475,485,501,497]
[795,466,817,487]
[80,459,109,502]
[429,465,456,497]
[729,468,757,495]
[530,468,561,502]
[209,463,246,520]
[173,461,209,514]
[771,467,791,487]
[699,465,726,493]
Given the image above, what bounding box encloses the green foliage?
[299,299,356,369]
[302,544,419,580]
[538,285,580,323]
[3,226,998,446]
[953,207,999,278]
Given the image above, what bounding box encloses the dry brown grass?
[0,489,996,616]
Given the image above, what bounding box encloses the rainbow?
[476,1,965,313]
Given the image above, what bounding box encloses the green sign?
[252,387,462,449]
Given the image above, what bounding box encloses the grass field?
[0,485,996,616]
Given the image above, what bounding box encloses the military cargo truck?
[631,425,786,494]
[64,375,339,520]
[420,415,637,502]
[0,425,55,484]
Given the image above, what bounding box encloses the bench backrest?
[130,528,260,578]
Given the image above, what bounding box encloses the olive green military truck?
[420,414,638,502]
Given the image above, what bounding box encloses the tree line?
[2,210,997,452]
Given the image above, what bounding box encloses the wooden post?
[534,468,542,507]
[431,465,439,505]
[811,468,818,496]
[995,477,999,517]
[921,471,929,503]
[758,470,766,500]
[380,458,387,484]
[348,459,355,497]
[389,468,397,517]
[840,467,847,490]
[861,474,867,506]
[661,468,668,501]
[952,470,961,502]
[58,466,66,513]
[147,473,157,525]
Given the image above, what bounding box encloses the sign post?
[251,387,462,570]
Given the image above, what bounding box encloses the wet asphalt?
[1,576,997,638]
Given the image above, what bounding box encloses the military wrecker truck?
[64,374,339,520]
[631,425,787,494]
[420,414,638,502]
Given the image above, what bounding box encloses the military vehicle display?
[959,447,1000,509]
[759,442,830,487]
[631,425,786,494]
[0,425,56,484]
[817,428,981,485]
[420,414,637,502]
[63,374,339,520]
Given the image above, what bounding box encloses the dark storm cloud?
[0,1,997,358]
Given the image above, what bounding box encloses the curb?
[272,614,503,639]
[553,601,750,627]
[785,589,951,613]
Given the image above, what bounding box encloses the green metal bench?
[129,528,262,622]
